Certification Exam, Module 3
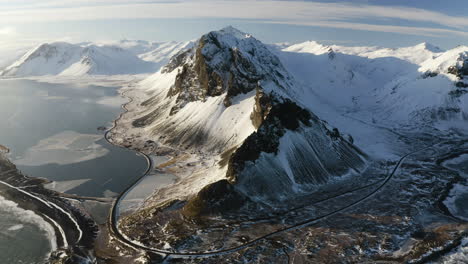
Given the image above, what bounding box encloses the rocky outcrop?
[250,86,273,129]
[182,179,248,217]
[227,98,313,182]
[226,100,367,204]
[447,54,468,79]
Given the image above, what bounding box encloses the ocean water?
[0,195,54,264]
[0,79,148,262]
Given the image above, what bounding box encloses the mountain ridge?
[0,40,192,77]
[278,38,467,129]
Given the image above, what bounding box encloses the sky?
[0,0,467,61]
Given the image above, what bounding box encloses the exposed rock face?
[447,54,468,79]
[455,81,468,88]
[226,100,367,204]
[227,98,313,182]
[182,179,248,217]
[250,86,273,129]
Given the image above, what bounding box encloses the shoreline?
[0,153,98,262]
[102,85,163,256]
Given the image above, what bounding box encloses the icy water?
[0,196,54,264]
[0,79,148,263]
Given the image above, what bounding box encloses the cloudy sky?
[0,0,467,59]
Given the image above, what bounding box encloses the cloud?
[265,20,468,38]
[0,1,467,38]
[0,27,16,35]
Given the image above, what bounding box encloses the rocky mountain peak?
[216,26,251,39]
[163,26,293,113]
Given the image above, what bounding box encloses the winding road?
[104,90,439,259]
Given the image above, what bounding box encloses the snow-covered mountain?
[0,42,153,76]
[112,39,194,64]
[0,40,192,77]
[138,41,194,63]
[283,41,441,64]
[114,39,162,55]
[113,27,368,214]
[278,40,467,127]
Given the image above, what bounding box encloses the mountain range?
[2,26,467,262]
[0,40,193,77]
[2,31,466,131]
[3,27,467,208]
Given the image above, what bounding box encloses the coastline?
[0,153,98,262]
[101,84,164,258]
